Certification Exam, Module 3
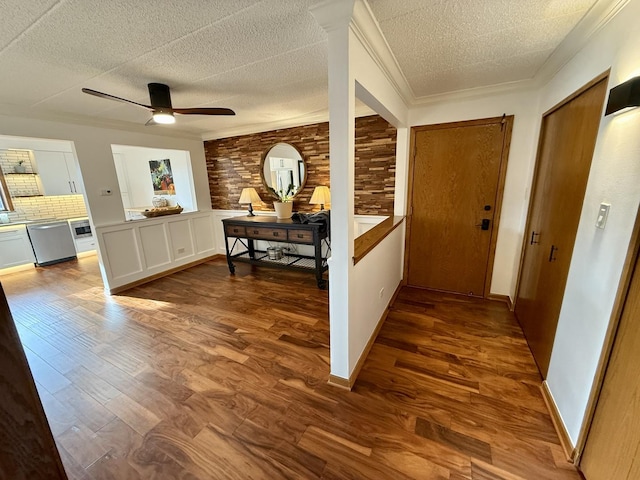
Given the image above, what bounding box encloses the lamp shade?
[605,76,640,115]
[239,187,261,205]
[310,186,331,207]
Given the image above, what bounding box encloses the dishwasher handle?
[28,223,67,230]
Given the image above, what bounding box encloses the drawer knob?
[273,232,279,237]
[297,234,303,238]
[253,230,259,234]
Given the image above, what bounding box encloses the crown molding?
[309,0,355,33]
[350,0,414,106]
[411,78,538,107]
[534,0,630,84]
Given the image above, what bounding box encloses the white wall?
[0,114,212,290]
[409,88,541,299]
[112,145,196,212]
[352,223,404,373]
[0,115,209,229]
[541,0,640,445]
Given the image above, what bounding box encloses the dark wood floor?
[1,256,580,479]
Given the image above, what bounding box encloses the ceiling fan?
[81,82,235,125]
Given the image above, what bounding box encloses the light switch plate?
[596,203,610,229]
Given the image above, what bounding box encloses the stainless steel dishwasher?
[26,221,77,266]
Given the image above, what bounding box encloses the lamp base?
[247,204,255,216]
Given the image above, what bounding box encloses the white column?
[311,0,356,380]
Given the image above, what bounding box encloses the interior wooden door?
[515,74,608,377]
[0,284,68,479]
[580,245,640,480]
[406,116,512,297]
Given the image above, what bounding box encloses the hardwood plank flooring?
[1,257,581,479]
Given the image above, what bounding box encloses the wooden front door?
[580,236,640,480]
[406,116,513,297]
[515,74,608,377]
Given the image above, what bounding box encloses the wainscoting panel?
[167,219,195,260]
[138,223,171,269]
[95,211,218,291]
[100,228,143,280]
[192,215,216,255]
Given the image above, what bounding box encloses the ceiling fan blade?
[172,107,235,116]
[81,88,152,109]
[145,117,157,126]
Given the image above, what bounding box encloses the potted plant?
[14,159,26,173]
[268,184,297,219]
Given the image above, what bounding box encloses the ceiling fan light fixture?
[152,110,175,124]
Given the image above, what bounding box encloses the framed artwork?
[149,159,175,195]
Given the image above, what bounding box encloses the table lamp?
[310,186,331,210]
[239,187,262,216]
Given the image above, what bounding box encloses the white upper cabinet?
[34,150,84,196]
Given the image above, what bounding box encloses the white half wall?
[541,0,640,445]
[351,223,404,374]
[95,211,216,291]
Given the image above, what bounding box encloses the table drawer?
[225,225,246,237]
[246,227,287,240]
[288,229,314,243]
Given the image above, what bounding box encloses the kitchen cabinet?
[34,150,84,195]
[0,224,35,270]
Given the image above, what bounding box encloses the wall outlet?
[177,247,185,254]
[379,287,384,299]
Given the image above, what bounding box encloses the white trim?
[350,0,414,106]
[534,0,630,84]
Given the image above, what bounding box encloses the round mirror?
[260,142,307,200]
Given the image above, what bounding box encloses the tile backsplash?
[6,195,87,222]
[1,149,87,222]
[0,149,34,174]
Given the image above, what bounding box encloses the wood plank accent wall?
[204,115,397,215]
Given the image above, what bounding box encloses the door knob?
[475,219,490,230]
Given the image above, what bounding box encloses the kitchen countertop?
[0,217,86,226]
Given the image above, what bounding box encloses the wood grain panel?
[205,114,397,215]
[407,116,512,297]
[581,247,640,479]
[0,284,68,479]
[1,257,581,479]
[515,74,608,377]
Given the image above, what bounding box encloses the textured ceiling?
[367,0,599,97]
[0,0,600,140]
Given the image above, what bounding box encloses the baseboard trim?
[487,293,513,310]
[109,254,221,295]
[328,282,403,390]
[327,375,351,390]
[541,380,576,462]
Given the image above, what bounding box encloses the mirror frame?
[259,142,308,200]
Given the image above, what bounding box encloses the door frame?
[512,70,610,309]
[403,115,514,298]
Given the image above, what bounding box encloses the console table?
[222,215,330,289]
